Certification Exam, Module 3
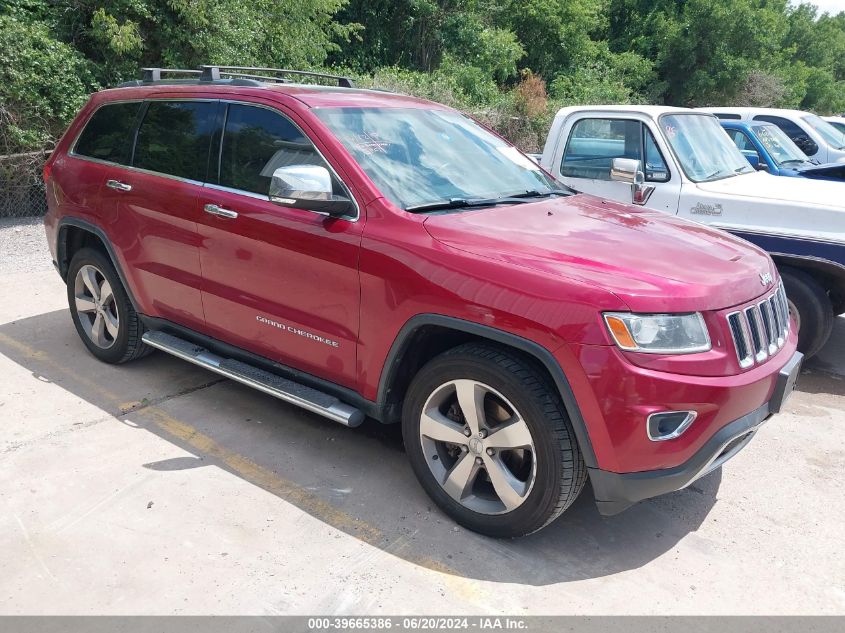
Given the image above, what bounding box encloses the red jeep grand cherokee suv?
[44,66,802,537]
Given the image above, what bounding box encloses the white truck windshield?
[661,114,756,182]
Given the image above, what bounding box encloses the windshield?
[754,124,810,165]
[314,107,559,209]
[802,114,845,149]
[661,114,755,182]
[828,119,845,134]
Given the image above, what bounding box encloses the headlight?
[603,312,711,354]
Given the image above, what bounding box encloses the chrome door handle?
[204,204,238,219]
[106,179,132,192]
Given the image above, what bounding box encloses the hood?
[423,194,777,313]
[795,161,845,180]
[697,170,845,209]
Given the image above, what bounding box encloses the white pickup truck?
[539,105,845,357]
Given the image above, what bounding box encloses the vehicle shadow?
[1,308,731,586]
[805,316,845,381]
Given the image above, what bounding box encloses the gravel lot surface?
[0,217,53,275]
[0,217,843,616]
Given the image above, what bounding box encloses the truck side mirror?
[610,158,642,184]
[610,157,655,206]
[741,151,760,170]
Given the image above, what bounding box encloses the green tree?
[0,14,96,151]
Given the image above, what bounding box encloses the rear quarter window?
[73,102,142,165]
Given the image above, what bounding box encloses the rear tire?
[402,342,586,538]
[67,247,151,364]
[781,267,833,359]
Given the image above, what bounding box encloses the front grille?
[727,282,790,369]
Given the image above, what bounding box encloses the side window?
[561,118,642,180]
[753,115,818,156]
[219,104,332,196]
[727,130,755,153]
[74,102,142,165]
[133,101,218,181]
[561,118,669,182]
[643,127,669,182]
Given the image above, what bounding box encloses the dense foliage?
[2,0,845,152]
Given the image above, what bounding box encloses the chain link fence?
[0,150,51,219]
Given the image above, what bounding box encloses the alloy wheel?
[73,264,120,349]
[418,379,537,515]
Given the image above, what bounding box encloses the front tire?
[402,343,586,538]
[781,267,833,359]
[67,247,150,364]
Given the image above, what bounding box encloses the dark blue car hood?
[795,162,845,180]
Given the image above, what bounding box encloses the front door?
[554,116,680,215]
[196,102,362,388]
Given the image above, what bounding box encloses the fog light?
[647,411,697,441]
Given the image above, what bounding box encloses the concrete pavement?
[0,226,843,615]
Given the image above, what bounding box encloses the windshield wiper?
[405,197,516,213]
[506,188,572,198]
[780,159,807,166]
[405,193,560,213]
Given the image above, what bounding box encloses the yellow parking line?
[143,406,383,543]
[0,331,466,582]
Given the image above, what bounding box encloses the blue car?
[720,120,845,181]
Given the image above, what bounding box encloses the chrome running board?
[141,331,364,427]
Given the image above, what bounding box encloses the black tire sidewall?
[402,353,570,538]
[66,248,134,364]
[781,267,833,358]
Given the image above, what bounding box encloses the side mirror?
[610,157,642,185]
[269,165,354,218]
[741,151,760,169]
[610,157,655,206]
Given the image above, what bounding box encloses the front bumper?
[589,350,803,516]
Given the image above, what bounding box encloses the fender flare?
[57,216,141,312]
[769,253,845,293]
[723,228,845,293]
[378,314,598,468]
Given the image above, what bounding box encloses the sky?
[801,0,845,14]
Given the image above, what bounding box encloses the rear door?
[64,100,144,257]
[196,101,362,388]
[554,115,680,214]
[98,99,219,330]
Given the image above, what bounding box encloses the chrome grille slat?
[728,311,753,369]
[776,284,790,340]
[726,285,789,369]
[768,296,783,348]
[744,306,767,362]
[758,300,777,355]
